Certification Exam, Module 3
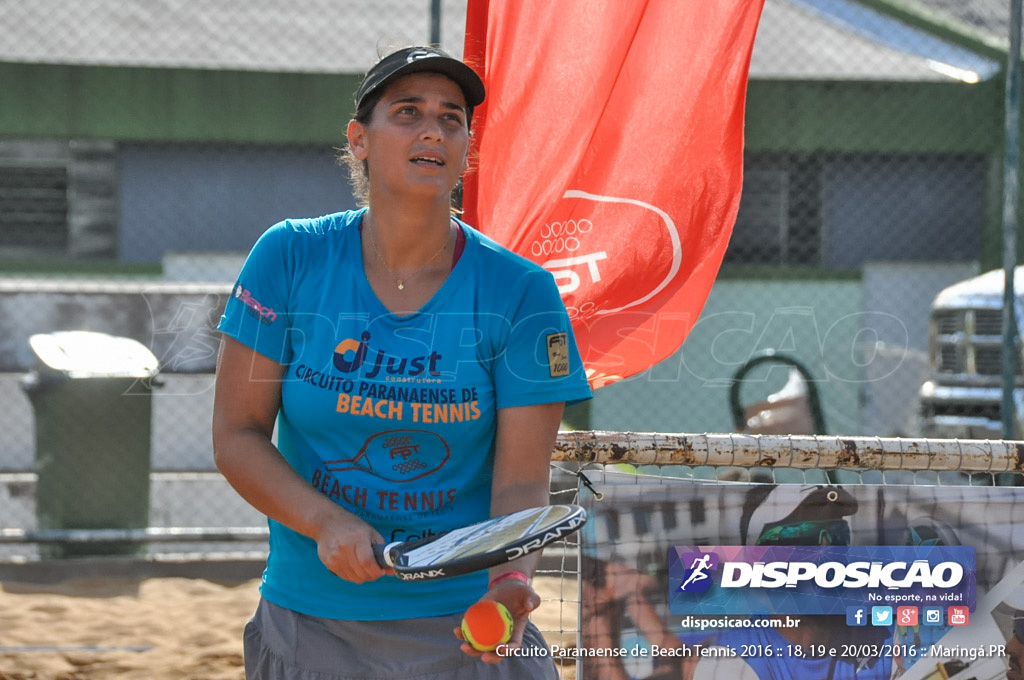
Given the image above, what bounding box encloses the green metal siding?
[745,79,1001,154]
[0,61,1005,153]
[0,62,360,144]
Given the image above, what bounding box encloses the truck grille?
[921,401,1000,421]
[932,309,1023,376]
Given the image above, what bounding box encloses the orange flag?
[463,1,764,389]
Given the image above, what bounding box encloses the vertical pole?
[430,0,442,45]
[1002,0,1022,439]
[461,0,490,227]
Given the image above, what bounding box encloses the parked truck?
[918,267,1024,439]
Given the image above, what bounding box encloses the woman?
[213,45,592,679]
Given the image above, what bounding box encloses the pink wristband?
[489,570,529,589]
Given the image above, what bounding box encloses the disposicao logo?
[668,545,976,616]
[679,552,720,593]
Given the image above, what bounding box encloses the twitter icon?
[871,606,893,626]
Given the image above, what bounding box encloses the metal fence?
[0,0,1022,558]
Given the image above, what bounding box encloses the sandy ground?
[0,573,577,680]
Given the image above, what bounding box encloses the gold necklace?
[367,220,454,291]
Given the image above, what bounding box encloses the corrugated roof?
[752,0,980,80]
[0,0,469,73]
[913,0,1008,40]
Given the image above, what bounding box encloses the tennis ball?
[461,600,513,652]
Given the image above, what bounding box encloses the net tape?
[551,431,1024,473]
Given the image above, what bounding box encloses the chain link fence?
[0,0,1020,559]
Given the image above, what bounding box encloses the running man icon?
[680,553,717,592]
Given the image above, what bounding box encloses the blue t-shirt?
[218,209,592,620]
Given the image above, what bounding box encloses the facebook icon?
[846,606,867,626]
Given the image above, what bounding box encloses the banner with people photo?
[576,472,1024,680]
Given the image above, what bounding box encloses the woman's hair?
[338,91,381,210]
[338,52,475,215]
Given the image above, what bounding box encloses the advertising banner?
[463,1,764,389]
[576,473,1024,680]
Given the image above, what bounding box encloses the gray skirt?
[244,598,560,680]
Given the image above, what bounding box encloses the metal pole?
[430,0,442,45]
[1002,0,1022,439]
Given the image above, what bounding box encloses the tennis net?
[538,431,1024,680]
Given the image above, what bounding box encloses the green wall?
[6,61,1007,263]
[591,279,863,435]
[0,62,360,144]
[0,60,1004,153]
[745,79,1000,153]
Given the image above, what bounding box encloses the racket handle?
[372,542,395,568]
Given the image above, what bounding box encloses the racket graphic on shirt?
[324,429,450,483]
[373,504,587,581]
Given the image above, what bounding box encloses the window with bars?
[727,167,790,265]
[0,164,70,254]
[726,151,984,270]
[725,152,823,267]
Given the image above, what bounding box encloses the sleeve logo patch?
[547,332,570,378]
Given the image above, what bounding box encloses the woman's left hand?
[455,580,542,663]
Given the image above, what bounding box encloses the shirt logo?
[333,331,443,379]
[324,429,450,483]
[547,332,570,377]
[232,283,277,325]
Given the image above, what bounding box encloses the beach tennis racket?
[373,504,587,581]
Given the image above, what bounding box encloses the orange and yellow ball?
[461,600,513,652]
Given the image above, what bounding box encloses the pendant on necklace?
[397,280,405,290]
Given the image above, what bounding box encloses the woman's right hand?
[213,337,393,585]
[313,508,393,583]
